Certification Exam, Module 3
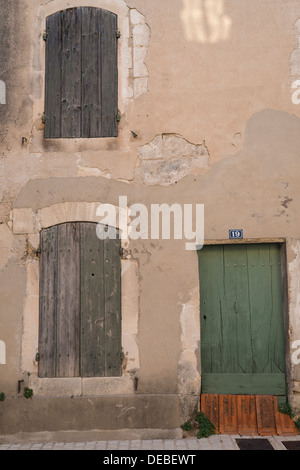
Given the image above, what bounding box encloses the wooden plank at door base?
[219,395,238,434]
[237,395,258,435]
[201,394,299,436]
[200,394,220,434]
[255,395,277,436]
[274,397,298,436]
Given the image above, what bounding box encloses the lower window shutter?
[39,222,121,378]
[39,225,58,378]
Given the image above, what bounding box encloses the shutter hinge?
[43,31,48,41]
[35,353,40,362]
[120,247,129,259]
[42,113,46,124]
[116,113,121,123]
[116,30,121,39]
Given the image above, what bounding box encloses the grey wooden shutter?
[39,225,58,378]
[38,222,121,378]
[80,224,122,377]
[44,7,118,139]
[56,223,81,377]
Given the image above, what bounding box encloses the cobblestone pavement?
[1,435,300,450]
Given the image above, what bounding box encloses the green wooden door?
[198,244,286,398]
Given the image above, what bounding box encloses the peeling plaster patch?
[0,340,6,365]
[178,288,201,419]
[121,259,140,373]
[0,223,26,269]
[0,202,11,223]
[78,166,112,179]
[291,19,300,78]
[130,8,150,98]
[288,240,300,395]
[135,134,209,185]
[288,241,300,344]
[12,208,40,235]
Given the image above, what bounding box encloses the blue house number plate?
[229,229,243,239]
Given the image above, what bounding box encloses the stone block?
[122,334,140,371]
[0,203,11,222]
[82,375,134,395]
[130,8,144,25]
[133,46,148,77]
[12,208,39,234]
[29,375,82,398]
[27,233,40,251]
[133,24,150,47]
[121,260,139,335]
[134,77,149,98]
[26,260,39,297]
[21,296,39,373]
[38,204,66,229]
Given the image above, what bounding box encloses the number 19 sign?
[229,229,243,240]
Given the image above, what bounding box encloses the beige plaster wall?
[1,0,300,429]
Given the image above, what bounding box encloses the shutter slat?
[38,226,58,377]
[100,10,118,137]
[80,223,106,377]
[81,8,102,138]
[44,13,62,138]
[61,8,82,138]
[56,223,81,377]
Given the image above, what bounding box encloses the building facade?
[0,0,300,437]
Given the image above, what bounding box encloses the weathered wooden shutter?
[38,225,58,378]
[44,7,118,139]
[80,224,122,377]
[38,222,122,378]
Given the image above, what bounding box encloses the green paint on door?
[198,244,286,397]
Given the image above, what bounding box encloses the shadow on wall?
[180,0,232,44]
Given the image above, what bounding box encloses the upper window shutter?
[44,7,118,139]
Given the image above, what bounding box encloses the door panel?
[198,244,286,397]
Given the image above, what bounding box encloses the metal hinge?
[35,353,40,362]
[116,30,121,39]
[119,247,129,259]
[42,113,46,124]
[116,113,121,123]
[43,31,48,41]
